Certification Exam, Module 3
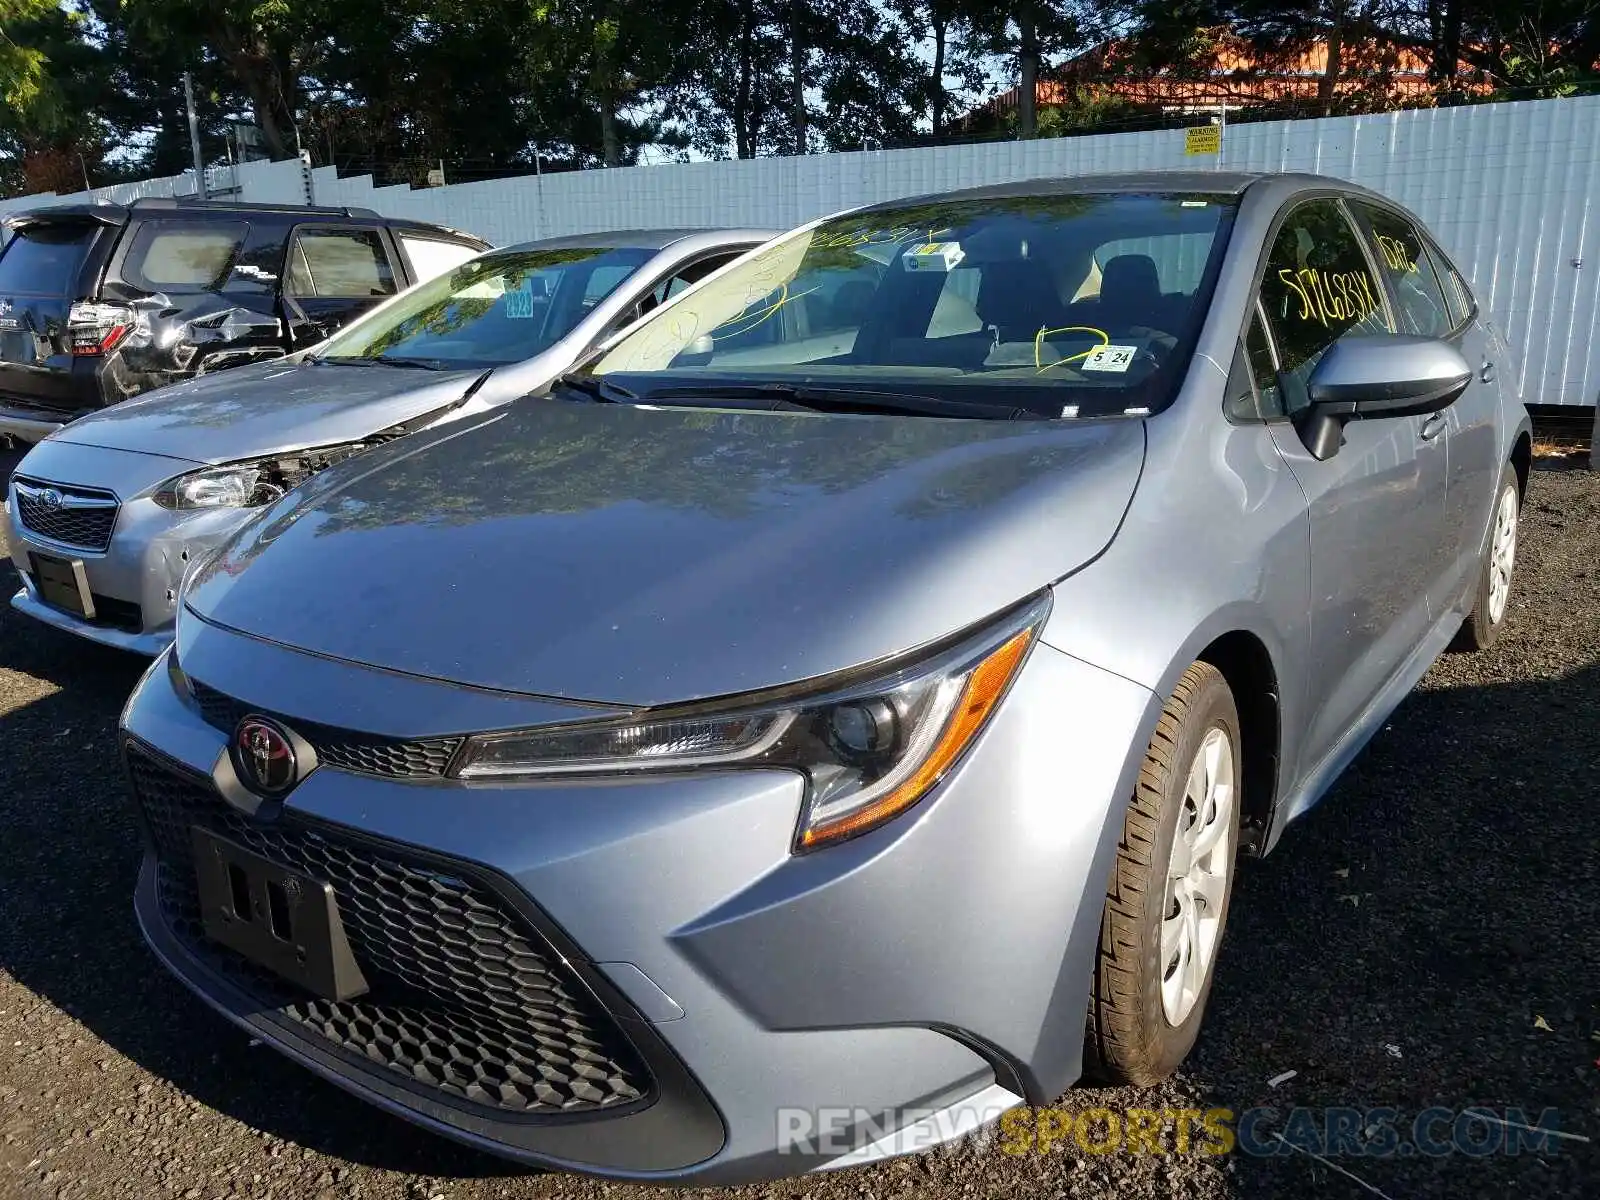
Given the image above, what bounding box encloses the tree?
[963,1,1116,139]
[1,0,55,117]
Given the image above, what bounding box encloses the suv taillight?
[67,301,134,356]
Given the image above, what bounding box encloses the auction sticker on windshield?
[1080,345,1138,373]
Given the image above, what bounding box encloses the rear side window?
[1356,204,1455,338]
[123,221,248,291]
[399,235,481,284]
[1258,199,1391,415]
[287,228,397,299]
[0,223,98,294]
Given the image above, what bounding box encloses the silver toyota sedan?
[5,228,770,653]
[120,173,1528,1183]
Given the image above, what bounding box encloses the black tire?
[1083,661,1242,1086]
[1453,463,1521,652]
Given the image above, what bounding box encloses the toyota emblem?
[38,487,63,513]
[232,715,299,797]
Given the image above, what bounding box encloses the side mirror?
[1297,335,1472,460]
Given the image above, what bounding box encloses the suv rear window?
[0,223,98,295]
[123,221,249,291]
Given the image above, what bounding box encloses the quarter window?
[123,222,248,292]
[1357,204,1454,338]
[1258,200,1391,415]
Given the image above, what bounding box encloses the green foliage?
[3,0,1600,198]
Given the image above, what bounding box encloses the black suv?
[0,198,490,442]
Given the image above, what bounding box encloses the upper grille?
[189,679,463,779]
[12,477,119,551]
[127,743,651,1116]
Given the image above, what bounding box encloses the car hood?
[184,401,1145,708]
[50,358,488,465]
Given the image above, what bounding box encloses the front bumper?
[7,492,251,654]
[120,618,1158,1182]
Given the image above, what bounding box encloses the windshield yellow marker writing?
[1034,325,1111,374]
[711,283,822,342]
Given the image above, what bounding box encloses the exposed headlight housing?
[153,463,280,510]
[153,441,374,510]
[453,593,1050,851]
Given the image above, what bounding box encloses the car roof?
[1,199,488,246]
[851,170,1385,210]
[498,228,775,254]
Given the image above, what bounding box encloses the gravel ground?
[0,454,1596,1200]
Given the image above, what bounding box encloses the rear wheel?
[1455,464,1520,652]
[1084,662,1242,1086]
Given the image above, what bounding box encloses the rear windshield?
[0,223,99,295]
[591,192,1238,419]
[122,220,249,292]
[316,245,656,368]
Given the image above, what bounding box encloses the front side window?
[1257,200,1391,415]
[1424,238,1475,328]
[400,235,482,285]
[316,245,655,368]
[123,221,248,292]
[287,228,397,299]
[1356,204,1455,338]
[588,192,1238,419]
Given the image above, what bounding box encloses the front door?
[282,225,401,350]
[1254,198,1448,773]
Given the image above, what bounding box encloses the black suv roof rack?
[128,197,383,219]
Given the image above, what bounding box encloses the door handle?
[1419,412,1448,441]
[1480,361,1496,384]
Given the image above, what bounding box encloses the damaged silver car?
[5,226,770,652]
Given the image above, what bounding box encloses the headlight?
[153,462,282,510]
[153,441,373,510]
[454,593,1050,851]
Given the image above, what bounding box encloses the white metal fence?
[5,96,1599,405]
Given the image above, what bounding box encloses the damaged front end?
[152,404,457,513]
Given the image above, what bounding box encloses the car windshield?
[588,192,1236,418]
[316,245,656,368]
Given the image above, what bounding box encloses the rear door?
[281,224,401,349]
[1350,201,1500,615]
[0,216,119,412]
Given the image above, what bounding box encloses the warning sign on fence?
[1184,125,1221,155]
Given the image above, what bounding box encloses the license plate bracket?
[28,551,95,619]
[191,828,369,1001]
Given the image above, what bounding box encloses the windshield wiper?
[371,354,451,371]
[312,354,449,370]
[641,383,1048,421]
[552,373,638,403]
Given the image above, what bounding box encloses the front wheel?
[1083,661,1241,1086]
[1454,464,1520,652]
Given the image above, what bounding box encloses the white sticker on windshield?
[1080,344,1137,373]
[901,241,966,273]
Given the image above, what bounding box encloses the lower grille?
[12,476,119,551]
[127,742,651,1116]
[189,679,462,779]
